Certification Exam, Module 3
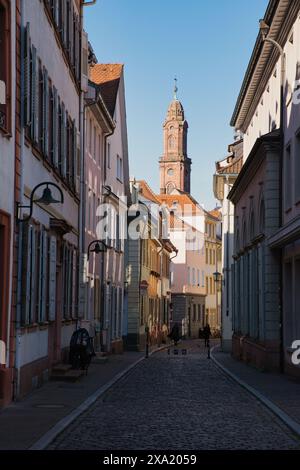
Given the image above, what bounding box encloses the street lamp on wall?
[87,240,108,259]
[259,19,270,39]
[16,182,64,222]
[213,271,222,284]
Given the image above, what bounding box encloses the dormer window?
[0,0,11,134]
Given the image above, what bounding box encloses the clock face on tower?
[167,168,174,176]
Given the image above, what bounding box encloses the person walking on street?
[203,324,211,348]
[168,323,181,346]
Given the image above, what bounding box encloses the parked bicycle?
[69,328,95,375]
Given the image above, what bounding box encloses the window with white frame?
[284,144,292,211]
[107,142,111,168]
[117,154,123,181]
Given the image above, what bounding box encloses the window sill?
[20,323,39,334]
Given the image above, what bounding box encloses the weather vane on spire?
[174,77,178,100]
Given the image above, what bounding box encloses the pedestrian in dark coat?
[203,324,211,347]
[168,323,181,346]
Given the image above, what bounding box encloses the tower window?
[168,135,175,150]
[166,182,175,194]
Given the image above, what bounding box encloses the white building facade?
[230,0,300,374]
[89,64,130,353]
[14,0,86,398]
[213,139,243,351]
[0,0,16,407]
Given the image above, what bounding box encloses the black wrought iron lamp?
[16,182,64,222]
[87,240,109,259]
[213,271,222,284]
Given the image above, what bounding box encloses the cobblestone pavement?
[48,341,300,450]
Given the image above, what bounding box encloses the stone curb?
[29,344,169,450]
[211,346,300,439]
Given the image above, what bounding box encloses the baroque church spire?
[159,83,192,194]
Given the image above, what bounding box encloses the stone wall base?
[232,334,280,372]
[111,339,124,354]
[18,356,50,399]
[221,338,232,353]
[0,367,13,408]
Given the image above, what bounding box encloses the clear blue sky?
[84,0,269,210]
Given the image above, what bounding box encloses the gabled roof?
[157,193,204,215]
[208,209,222,220]
[90,64,123,118]
[136,180,161,204]
[215,139,243,175]
[228,129,280,204]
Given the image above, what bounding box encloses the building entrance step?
[51,363,73,375]
[50,369,84,382]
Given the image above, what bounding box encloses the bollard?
[207,339,210,359]
[145,326,149,358]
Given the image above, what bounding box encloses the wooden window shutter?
[38,229,48,322]
[65,113,69,181]
[60,103,67,177]
[62,244,67,318]
[34,56,40,145]
[30,228,37,324]
[48,236,57,321]
[69,0,73,58]
[42,67,49,158]
[21,224,32,325]
[68,248,72,318]
[54,0,59,27]
[75,16,80,80]
[72,250,77,318]
[59,103,66,177]
[24,22,31,127]
[52,86,58,167]
[72,120,77,189]
[30,45,37,141]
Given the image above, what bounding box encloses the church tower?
[159,80,191,194]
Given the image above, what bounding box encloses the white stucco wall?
[0,1,16,367]
[242,15,300,230]
[22,1,80,244]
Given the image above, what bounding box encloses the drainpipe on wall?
[14,0,26,400]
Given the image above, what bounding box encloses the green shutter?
[30,45,37,141]
[24,22,31,127]
[52,86,58,167]
[49,236,57,321]
[43,68,49,158]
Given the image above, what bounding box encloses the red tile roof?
[136,180,161,204]
[90,64,123,118]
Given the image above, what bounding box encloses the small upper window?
[107,142,111,168]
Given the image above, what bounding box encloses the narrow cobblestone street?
[48,341,300,450]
